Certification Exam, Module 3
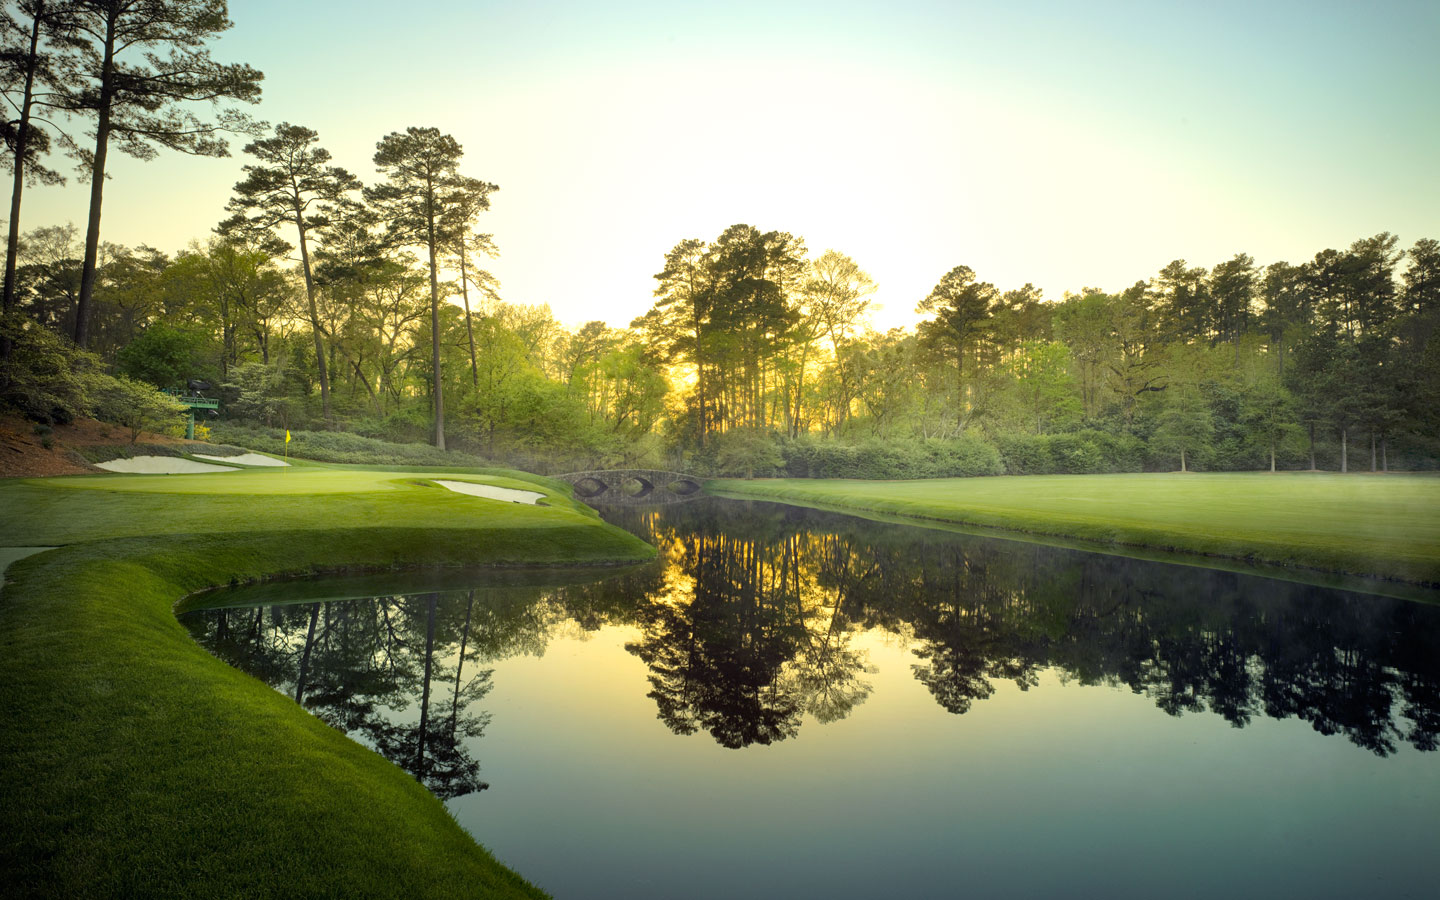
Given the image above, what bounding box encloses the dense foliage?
[2,6,1435,476]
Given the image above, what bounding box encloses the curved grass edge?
[708,477,1440,594]
[0,521,656,899]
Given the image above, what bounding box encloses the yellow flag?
[285,429,292,443]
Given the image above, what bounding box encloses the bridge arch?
[555,470,705,506]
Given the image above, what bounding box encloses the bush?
[89,376,188,443]
[995,429,1149,475]
[994,433,1050,475]
[696,428,785,478]
[0,313,100,423]
[779,435,1003,479]
[1047,433,1105,474]
[211,423,498,468]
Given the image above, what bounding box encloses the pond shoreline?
[710,472,1440,594]
[0,466,653,898]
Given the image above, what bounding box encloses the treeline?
[7,214,1438,475]
[635,226,1439,476]
[2,6,1436,475]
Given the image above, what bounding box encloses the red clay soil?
[0,415,208,478]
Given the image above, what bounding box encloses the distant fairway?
[710,472,1440,586]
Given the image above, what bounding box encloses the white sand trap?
[193,452,290,467]
[96,456,239,474]
[436,479,544,505]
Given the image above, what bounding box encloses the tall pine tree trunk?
[1308,423,1316,471]
[1180,447,1187,472]
[75,14,118,348]
[426,196,445,450]
[3,5,45,318]
[294,603,320,706]
[294,210,330,423]
[1370,432,1377,472]
[459,240,478,388]
[1340,428,1348,473]
[415,593,437,774]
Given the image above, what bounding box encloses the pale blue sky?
[25,0,1440,328]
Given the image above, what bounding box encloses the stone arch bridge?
[555,469,706,506]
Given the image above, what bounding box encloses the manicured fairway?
[0,463,655,899]
[710,472,1440,586]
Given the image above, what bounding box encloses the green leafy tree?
[635,237,713,446]
[2,0,76,318]
[221,123,360,423]
[89,372,185,441]
[1238,374,1299,471]
[116,321,211,389]
[801,249,874,429]
[1152,382,1214,472]
[916,265,997,430]
[1209,252,1257,351]
[1003,340,1081,435]
[440,176,498,389]
[65,0,263,347]
[366,126,472,449]
[0,308,99,421]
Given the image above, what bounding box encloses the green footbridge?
[164,391,220,439]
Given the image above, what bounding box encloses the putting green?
[0,461,653,898]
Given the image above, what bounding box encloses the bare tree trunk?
[1180,447,1187,473]
[1270,440,1276,472]
[1340,428,1348,473]
[1370,432,1376,472]
[1308,423,1316,471]
[1382,435,1388,472]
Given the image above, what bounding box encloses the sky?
[22,0,1440,330]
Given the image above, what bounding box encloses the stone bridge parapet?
[555,469,705,505]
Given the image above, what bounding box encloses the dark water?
[181,498,1440,899]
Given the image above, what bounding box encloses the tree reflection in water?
[186,498,1440,797]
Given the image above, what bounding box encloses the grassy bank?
[0,465,655,898]
[709,472,1440,586]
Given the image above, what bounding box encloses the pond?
[180,498,1440,899]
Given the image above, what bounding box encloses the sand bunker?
[193,453,290,467]
[96,456,239,474]
[435,479,544,505]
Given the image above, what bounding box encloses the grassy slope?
[710,472,1440,586]
[0,465,655,899]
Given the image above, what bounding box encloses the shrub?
[1047,433,1105,474]
[211,423,498,468]
[779,435,1002,479]
[0,313,101,423]
[698,428,784,478]
[89,376,188,443]
[994,433,1050,475]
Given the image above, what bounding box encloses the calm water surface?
[181,498,1440,899]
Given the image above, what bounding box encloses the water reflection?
[184,498,1440,796]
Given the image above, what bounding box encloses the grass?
[0,463,655,898]
[709,472,1440,587]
